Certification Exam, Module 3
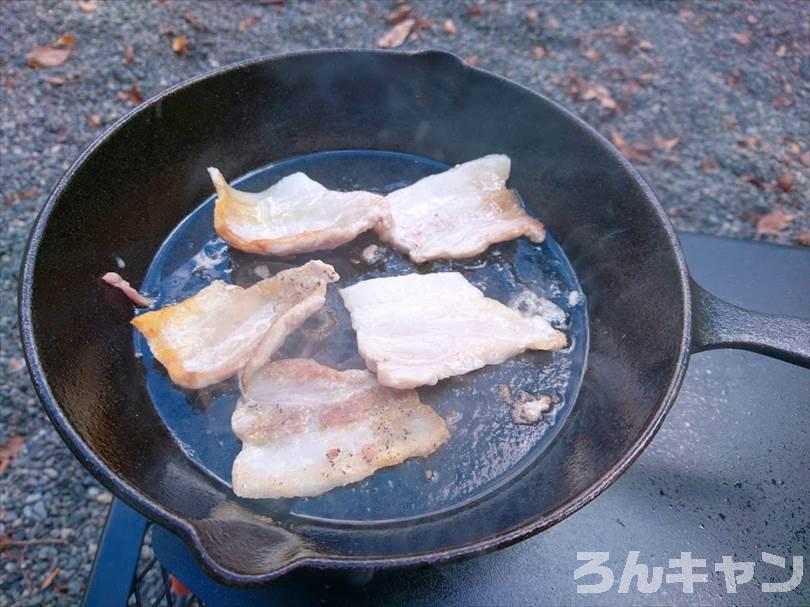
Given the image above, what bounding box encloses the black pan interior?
[136,149,588,525]
[22,50,689,579]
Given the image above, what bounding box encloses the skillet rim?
[18,48,692,585]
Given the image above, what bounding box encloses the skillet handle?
[690,279,810,368]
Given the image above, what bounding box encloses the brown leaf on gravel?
[183,12,209,32]
[639,72,654,83]
[238,15,262,31]
[702,158,718,171]
[465,55,479,66]
[78,0,97,13]
[741,174,768,190]
[41,568,61,591]
[730,31,752,46]
[737,136,760,149]
[386,4,412,24]
[776,172,795,193]
[582,83,617,110]
[547,16,560,28]
[409,17,433,39]
[653,133,680,152]
[532,45,546,59]
[526,8,539,23]
[46,76,65,86]
[377,18,415,48]
[160,25,178,36]
[756,209,794,237]
[123,45,134,64]
[468,4,485,17]
[27,47,71,68]
[0,435,25,476]
[678,6,694,19]
[4,187,39,207]
[775,44,787,57]
[610,130,652,164]
[639,39,654,50]
[129,84,144,104]
[800,152,810,168]
[88,114,102,128]
[584,47,601,63]
[172,34,188,55]
[443,19,456,35]
[115,90,128,102]
[746,15,758,25]
[794,232,810,247]
[55,34,76,47]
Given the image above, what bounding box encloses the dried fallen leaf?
[581,82,616,110]
[386,4,412,24]
[785,141,801,156]
[737,136,760,149]
[410,17,433,39]
[55,34,76,47]
[78,0,97,13]
[775,44,787,57]
[639,72,654,83]
[702,158,718,171]
[465,55,479,66]
[115,90,129,102]
[527,8,539,23]
[584,47,601,63]
[639,39,654,50]
[0,435,25,475]
[547,16,560,28]
[532,45,546,59]
[800,151,810,168]
[41,568,61,591]
[730,31,751,46]
[609,130,651,164]
[653,133,680,152]
[746,14,758,25]
[756,208,794,237]
[376,18,415,48]
[468,4,485,17]
[238,15,261,31]
[129,84,144,104]
[172,34,188,55]
[794,232,810,247]
[160,25,178,36]
[776,172,795,193]
[443,18,456,35]
[88,114,102,128]
[183,12,209,32]
[123,45,134,64]
[46,76,65,86]
[27,47,71,68]
[741,174,768,190]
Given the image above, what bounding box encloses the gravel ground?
[0,0,808,604]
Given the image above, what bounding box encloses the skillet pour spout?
[18,49,810,584]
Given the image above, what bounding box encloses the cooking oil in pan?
[136,150,588,524]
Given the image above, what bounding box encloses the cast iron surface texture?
[102,234,810,606]
[21,49,697,582]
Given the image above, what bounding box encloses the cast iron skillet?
[18,50,810,585]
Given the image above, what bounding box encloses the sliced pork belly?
[339,272,565,389]
[377,154,545,263]
[231,359,448,498]
[209,168,389,256]
[132,261,338,389]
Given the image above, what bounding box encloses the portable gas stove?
[81,233,809,606]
